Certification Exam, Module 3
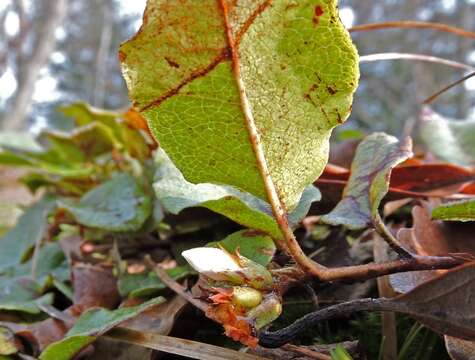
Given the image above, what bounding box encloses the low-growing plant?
[0,1,474,359]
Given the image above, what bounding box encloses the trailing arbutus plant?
[0,0,474,359]
[119,0,474,350]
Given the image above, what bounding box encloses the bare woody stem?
[144,256,208,313]
[272,254,465,283]
[348,21,475,40]
[372,213,413,259]
[422,71,475,105]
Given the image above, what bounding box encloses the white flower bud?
[181,247,242,281]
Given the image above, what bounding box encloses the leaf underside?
[120,0,359,210]
[321,133,412,229]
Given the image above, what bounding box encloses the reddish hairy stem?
[219,0,327,276]
[349,21,475,40]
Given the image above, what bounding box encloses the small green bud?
[232,286,263,308]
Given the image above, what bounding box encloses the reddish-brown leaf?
[316,163,475,207]
[390,202,475,293]
[72,263,120,309]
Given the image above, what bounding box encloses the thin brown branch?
[360,53,475,72]
[145,256,208,313]
[422,71,475,105]
[349,21,475,40]
[373,213,413,259]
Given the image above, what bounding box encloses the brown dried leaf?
[390,202,475,293]
[445,336,475,360]
[122,295,187,335]
[72,263,120,309]
[393,264,475,341]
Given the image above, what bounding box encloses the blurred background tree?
[0,0,474,135]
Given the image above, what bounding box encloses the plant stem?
[259,298,390,348]
[272,254,465,283]
[359,52,475,71]
[422,71,475,105]
[220,0,328,276]
[373,213,413,259]
[145,256,208,313]
[349,21,475,40]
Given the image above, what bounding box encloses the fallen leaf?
[445,336,475,360]
[390,202,475,293]
[122,295,187,335]
[72,263,120,309]
[393,264,475,341]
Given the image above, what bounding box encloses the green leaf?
[0,197,56,272]
[0,131,43,152]
[321,133,412,229]
[0,242,68,314]
[39,336,96,360]
[120,0,359,210]
[118,267,191,298]
[0,327,18,355]
[40,297,165,360]
[42,122,121,162]
[0,277,54,314]
[432,199,475,222]
[2,242,69,287]
[207,229,276,266]
[59,174,152,232]
[420,107,475,166]
[0,146,94,178]
[154,148,320,239]
[59,102,119,128]
[330,345,354,360]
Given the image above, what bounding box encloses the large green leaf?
[59,174,152,232]
[432,199,475,222]
[321,133,412,229]
[420,107,475,166]
[0,197,56,272]
[120,0,359,210]
[154,148,320,239]
[40,297,165,360]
